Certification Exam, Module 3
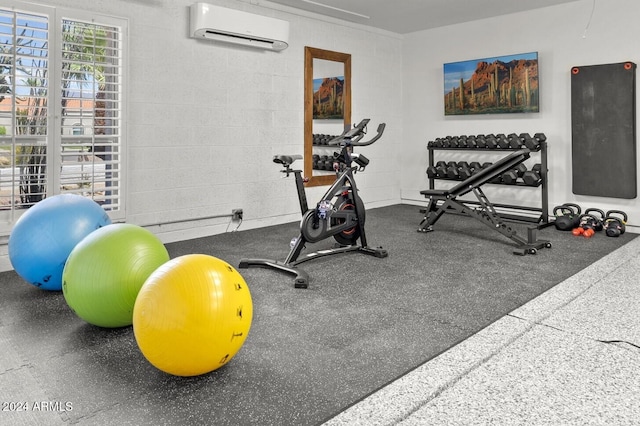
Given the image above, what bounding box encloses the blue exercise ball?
[8,194,111,291]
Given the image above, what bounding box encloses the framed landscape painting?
[313,76,345,119]
[444,52,539,115]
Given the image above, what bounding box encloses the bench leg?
[418,197,446,232]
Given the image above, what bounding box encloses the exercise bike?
[239,119,388,288]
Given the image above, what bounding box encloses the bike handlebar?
[327,119,386,147]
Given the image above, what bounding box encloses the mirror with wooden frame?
[304,46,351,187]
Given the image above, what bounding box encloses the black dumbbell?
[459,164,472,179]
[466,135,477,148]
[446,162,460,179]
[496,134,510,149]
[501,164,527,184]
[522,163,543,186]
[534,133,547,143]
[523,132,547,150]
[469,161,483,175]
[485,134,498,149]
[456,161,471,179]
[520,133,538,150]
[508,133,522,148]
[426,165,437,178]
[476,135,487,148]
[435,161,448,178]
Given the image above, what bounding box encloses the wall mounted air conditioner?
[190,3,289,51]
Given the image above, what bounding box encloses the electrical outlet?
[232,209,243,221]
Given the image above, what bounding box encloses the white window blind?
[0,8,49,209]
[0,3,125,230]
[59,18,123,209]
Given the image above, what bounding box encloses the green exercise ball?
[62,223,170,328]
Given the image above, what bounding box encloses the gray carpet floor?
[1,204,634,425]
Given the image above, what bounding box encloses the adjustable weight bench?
[418,149,551,255]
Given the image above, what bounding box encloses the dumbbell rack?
[312,133,340,172]
[426,133,549,225]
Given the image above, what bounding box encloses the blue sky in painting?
[443,52,537,94]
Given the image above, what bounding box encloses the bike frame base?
[239,244,388,289]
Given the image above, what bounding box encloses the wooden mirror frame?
[304,46,351,187]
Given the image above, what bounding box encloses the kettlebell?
[577,208,605,238]
[603,210,627,237]
[553,203,581,231]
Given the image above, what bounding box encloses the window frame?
[0,2,127,234]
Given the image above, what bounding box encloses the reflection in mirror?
[304,47,351,186]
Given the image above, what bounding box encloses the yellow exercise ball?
[133,254,253,376]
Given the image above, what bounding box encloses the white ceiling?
[266,0,583,34]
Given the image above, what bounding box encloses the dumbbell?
[317,155,329,170]
[603,210,627,237]
[496,134,510,149]
[446,161,468,179]
[507,133,523,148]
[446,161,460,179]
[455,161,472,179]
[522,163,543,186]
[314,134,325,145]
[457,135,468,148]
[324,158,335,170]
[521,132,547,150]
[475,135,487,148]
[485,134,498,149]
[501,163,528,184]
[435,161,448,178]
[468,161,483,175]
[465,135,478,148]
[520,133,537,150]
[459,164,473,179]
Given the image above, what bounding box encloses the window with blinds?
[0,9,49,210]
[59,18,123,210]
[0,3,125,228]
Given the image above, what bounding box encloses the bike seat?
[273,154,302,166]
